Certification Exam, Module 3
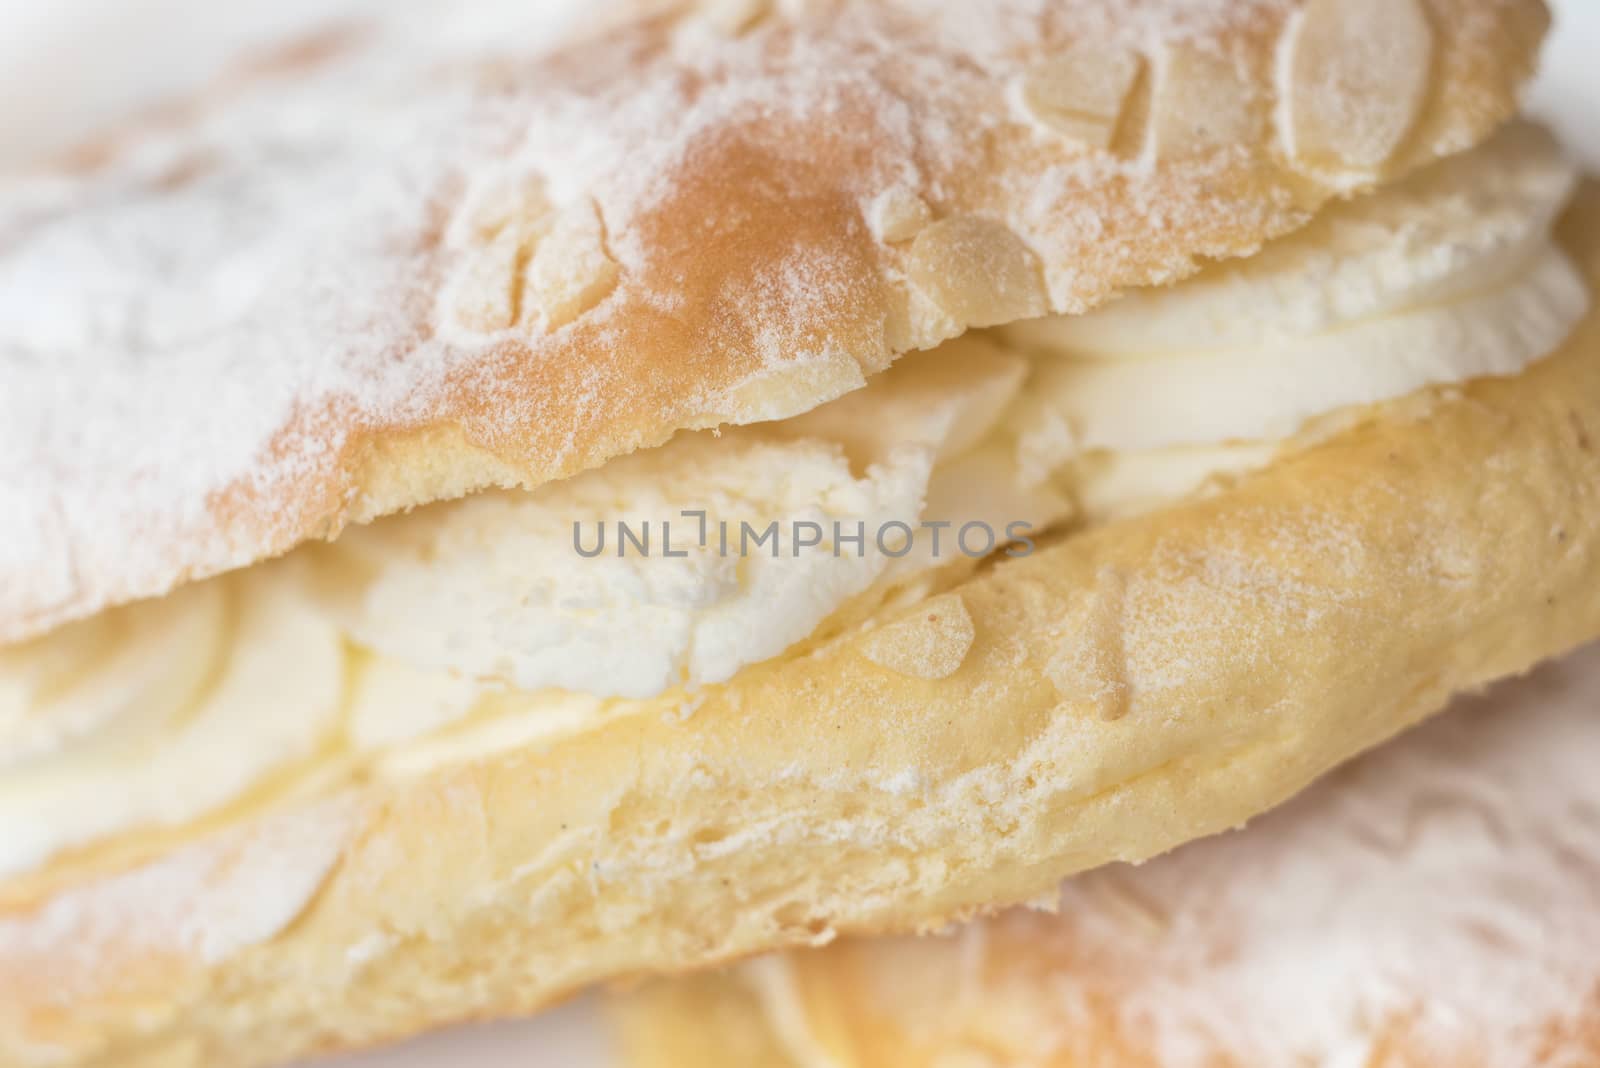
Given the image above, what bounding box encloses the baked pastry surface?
[0,0,1548,642]
[4,180,1600,1068]
[0,3,1590,1066]
[616,650,1600,1068]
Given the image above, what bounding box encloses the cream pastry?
[0,2,1593,1067]
[3,124,1583,883]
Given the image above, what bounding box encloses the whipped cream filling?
[0,576,343,876]
[0,341,1069,876]
[317,337,1066,700]
[1000,121,1586,520]
[0,126,1586,876]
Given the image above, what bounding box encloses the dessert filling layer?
[1000,121,1586,519]
[0,124,1585,877]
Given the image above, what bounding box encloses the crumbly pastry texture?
[0,0,1549,643]
[3,182,1600,1068]
[617,643,1600,1068]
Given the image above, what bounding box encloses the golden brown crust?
[613,658,1600,1068]
[4,179,1600,1068]
[0,0,1549,643]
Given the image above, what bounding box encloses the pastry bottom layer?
[615,646,1600,1068]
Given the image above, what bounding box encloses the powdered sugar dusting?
[0,794,355,1000]
[1058,646,1600,1066]
[0,0,1527,643]
[0,3,591,636]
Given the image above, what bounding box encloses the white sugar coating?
[0,0,1541,645]
[1036,645,1600,1064]
[0,3,593,631]
[0,795,355,997]
[0,0,1339,643]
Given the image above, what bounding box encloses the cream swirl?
[0,576,340,875]
[315,337,1066,701]
[999,122,1587,519]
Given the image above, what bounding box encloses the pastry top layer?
[0,0,1548,643]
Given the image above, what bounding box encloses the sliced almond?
[860,594,976,681]
[696,0,772,36]
[1044,567,1132,721]
[447,228,523,333]
[868,186,934,244]
[455,174,551,246]
[1152,45,1261,156]
[1019,46,1143,149]
[907,216,1047,329]
[1282,0,1434,172]
[524,199,621,331]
